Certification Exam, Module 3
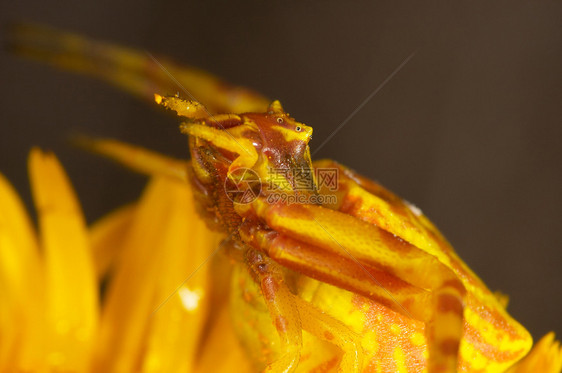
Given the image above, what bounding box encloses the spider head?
[156,94,316,209]
[244,100,315,194]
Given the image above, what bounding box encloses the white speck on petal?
[178,287,203,312]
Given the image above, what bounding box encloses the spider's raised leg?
[8,23,269,113]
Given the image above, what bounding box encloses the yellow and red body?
[229,160,532,373]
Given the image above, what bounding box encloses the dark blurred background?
[1,1,560,342]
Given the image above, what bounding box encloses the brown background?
[1,1,561,342]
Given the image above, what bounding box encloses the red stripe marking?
[437,293,463,315]
[441,338,460,356]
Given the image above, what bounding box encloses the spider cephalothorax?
[156,94,316,234]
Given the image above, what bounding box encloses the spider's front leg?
[244,249,303,372]
[241,242,363,373]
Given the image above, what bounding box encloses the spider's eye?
[276,117,284,124]
[295,126,301,132]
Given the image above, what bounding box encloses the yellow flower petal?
[142,187,220,373]
[194,307,252,373]
[507,332,562,373]
[0,172,43,371]
[89,203,136,279]
[28,148,99,372]
[94,177,221,373]
[76,137,189,182]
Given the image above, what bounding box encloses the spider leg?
[245,249,302,373]
[180,121,258,175]
[8,23,270,113]
[292,295,363,373]
[244,246,363,373]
